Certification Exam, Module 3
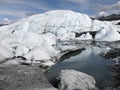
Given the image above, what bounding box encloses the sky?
[0,0,120,20]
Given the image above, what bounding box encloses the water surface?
[46,47,115,89]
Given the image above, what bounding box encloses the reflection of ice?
[63,46,102,62]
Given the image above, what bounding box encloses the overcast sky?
[0,0,120,20]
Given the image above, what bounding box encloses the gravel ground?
[0,64,57,90]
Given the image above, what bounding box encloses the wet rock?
[58,69,97,90]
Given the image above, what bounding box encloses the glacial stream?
[45,46,119,89]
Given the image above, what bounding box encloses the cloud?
[93,1,120,14]
[67,0,89,4]
[0,0,51,10]
[0,0,52,18]
[0,9,31,17]
[98,11,109,17]
[59,0,90,11]
[92,1,120,16]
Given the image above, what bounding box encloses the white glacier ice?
[76,32,93,40]
[0,10,120,66]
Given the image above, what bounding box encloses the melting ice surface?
[46,46,115,88]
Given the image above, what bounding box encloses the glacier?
[0,10,120,66]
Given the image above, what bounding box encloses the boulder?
[58,69,97,90]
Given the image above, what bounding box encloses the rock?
[0,64,57,90]
[58,69,97,90]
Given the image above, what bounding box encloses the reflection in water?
[60,48,85,61]
[46,47,116,89]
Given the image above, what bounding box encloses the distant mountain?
[0,18,13,26]
[97,14,120,21]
